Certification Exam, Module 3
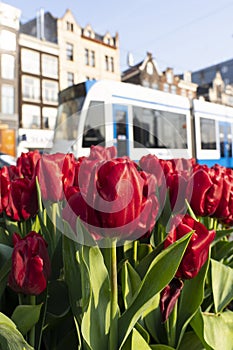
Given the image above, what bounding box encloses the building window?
[21,49,40,74]
[110,57,114,72]
[105,55,109,71]
[1,85,14,114]
[166,70,173,84]
[42,80,58,103]
[221,66,228,74]
[42,107,57,129]
[66,43,74,61]
[85,49,89,65]
[42,55,58,78]
[22,76,40,101]
[1,54,14,80]
[171,85,177,94]
[66,21,74,32]
[91,50,95,67]
[181,88,186,97]
[188,90,193,99]
[22,104,40,129]
[163,83,169,93]
[67,72,74,86]
[0,30,16,51]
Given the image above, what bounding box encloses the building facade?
[18,33,59,154]
[122,52,198,98]
[0,2,21,156]
[16,7,121,152]
[191,58,233,86]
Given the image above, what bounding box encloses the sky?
[3,0,233,74]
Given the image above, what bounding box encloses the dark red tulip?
[160,278,184,322]
[8,231,51,295]
[164,214,215,279]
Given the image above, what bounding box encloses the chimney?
[36,8,45,40]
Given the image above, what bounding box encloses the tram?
[51,80,233,167]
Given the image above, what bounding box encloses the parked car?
[0,153,16,167]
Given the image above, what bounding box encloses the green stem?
[52,202,57,235]
[133,240,138,267]
[165,301,177,347]
[37,288,48,350]
[29,295,36,348]
[109,239,118,350]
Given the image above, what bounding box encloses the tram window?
[133,106,187,149]
[200,117,216,150]
[82,101,105,147]
[55,97,85,142]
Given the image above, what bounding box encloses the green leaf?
[136,242,164,279]
[211,240,233,262]
[211,259,233,313]
[202,310,233,350]
[177,331,205,350]
[46,280,70,322]
[0,312,33,350]
[81,245,110,350]
[122,328,152,350]
[134,322,150,344]
[150,345,175,350]
[0,244,12,298]
[118,232,192,348]
[121,261,141,309]
[63,235,82,320]
[11,303,43,335]
[144,293,166,344]
[190,308,212,350]
[175,258,209,348]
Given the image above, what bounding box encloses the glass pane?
[54,97,84,142]
[1,85,14,114]
[1,54,14,79]
[42,107,57,129]
[82,101,105,147]
[0,30,16,51]
[22,104,40,128]
[133,106,187,149]
[200,117,216,150]
[21,49,40,74]
[42,54,58,78]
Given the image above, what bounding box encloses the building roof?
[191,58,233,86]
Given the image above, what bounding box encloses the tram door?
[113,104,129,156]
[219,122,232,167]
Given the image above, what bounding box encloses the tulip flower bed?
[0,145,232,350]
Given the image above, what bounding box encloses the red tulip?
[188,164,223,216]
[5,177,38,221]
[139,154,166,187]
[8,231,51,295]
[214,167,233,220]
[0,166,11,214]
[35,153,75,202]
[63,156,158,242]
[164,214,215,279]
[17,150,41,179]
